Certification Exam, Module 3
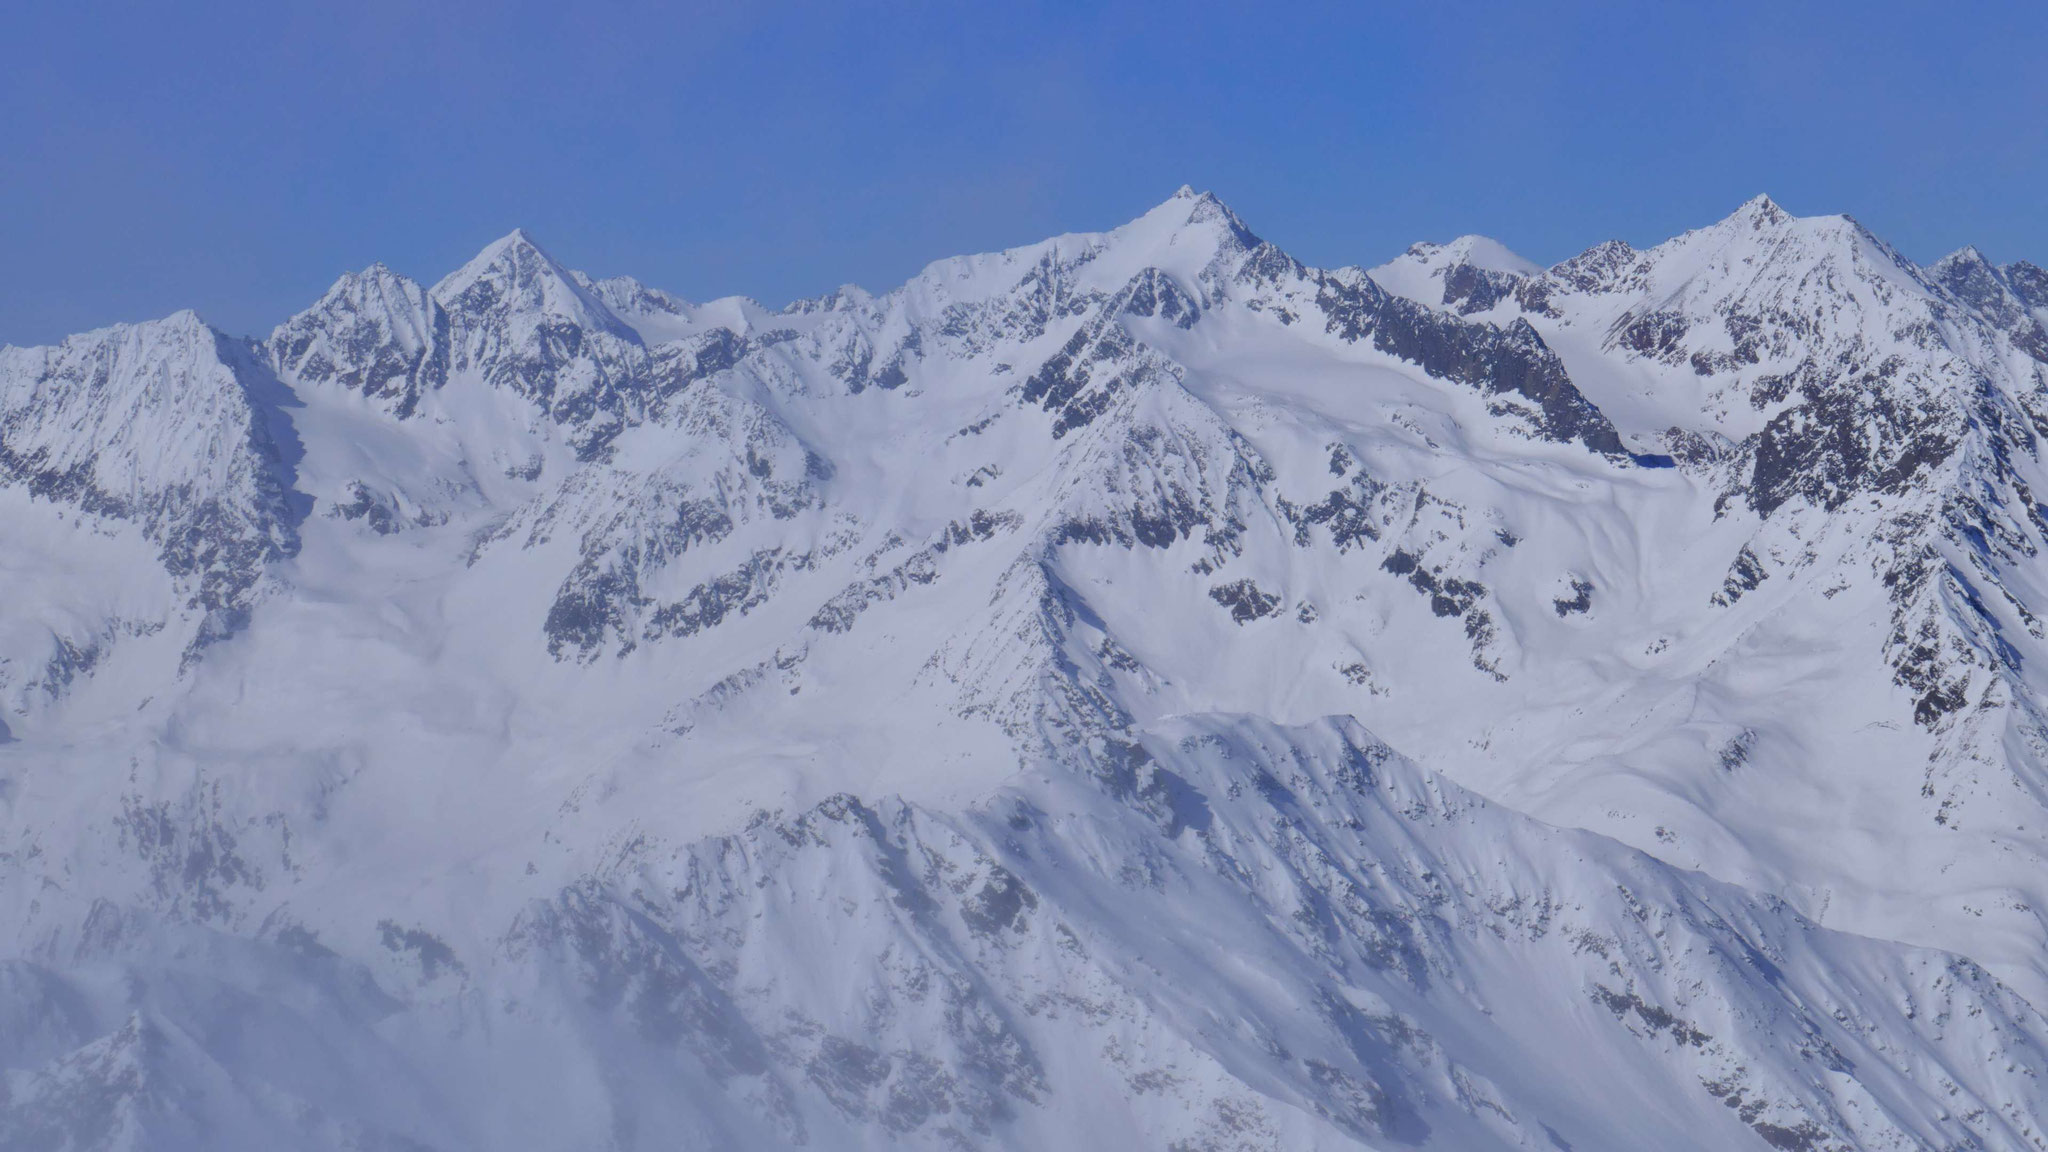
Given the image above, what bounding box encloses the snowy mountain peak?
[304,261,433,319]
[577,272,695,317]
[1727,191,1792,228]
[1438,234,1542,276]
[2005,258,2048,305]
[1528,190,1918,319]
[1117,186,1262,263]
[431,228,636,342]
[1923,247,2048,357]
[1928,245,2011,302]
[1932,243,1992,269]
[1162,182,1243,218]
[1366,235,1539,305]
[270,263,449,418]
[0,309,299,679]
[20,194,2048,1150]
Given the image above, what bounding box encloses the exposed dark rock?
[1316,272,1626,455]
[1553,577,1594,617]
[1438,263,1519,314]
[268,265,451,419]
[1209,579,1283,624]
[1711,547,1769,608]
[645,549,788,642]
[378,920,465,982]
[1116,268,1201,329]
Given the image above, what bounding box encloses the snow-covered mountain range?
[6,188,2048,1150]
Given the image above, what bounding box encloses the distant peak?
[2006,260,2048,307]
[138,308,226,342]
[1927,246,2014,306]
[1730,194,1792,228]
[333,261,419,291]
[1931,245,1993,271]
[430,228,635,339]
[476,227,551,262]
[57,308,225,354]
[1128,185,1261,256]
[1439,234,1542,277]
[1154,184,1229,214]
[435,228,568,298]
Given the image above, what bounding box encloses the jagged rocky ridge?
[6,189,2048,1149]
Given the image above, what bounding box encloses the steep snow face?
[1374,195,1976,452]
[270,264,451,419]
[8,191,2048,1149]
[1928,248,2048,361]
[0,312,299,707]
[426,229,663,460]
[1367,199,2048,1012]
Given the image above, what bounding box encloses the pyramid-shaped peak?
[2004,260,2048,307]
[430,228,634,338]
[1926,245,2023,313]
[1727,193,1793,229]
[1174,185,1236,218]
[1659,194,1900,268]
[1123,186,1262,255]
[1930,245,1994,274]
[441,228,559,283]
[291,260,433,321]
[1146,184,1233,217]
[156,307,212,333]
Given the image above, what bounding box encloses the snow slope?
[5,188,2048,1149]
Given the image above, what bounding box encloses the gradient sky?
[4,0,2045,346]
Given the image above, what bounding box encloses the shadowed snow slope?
[6,188,2048,1150]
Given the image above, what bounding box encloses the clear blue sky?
[4,0,2044,346]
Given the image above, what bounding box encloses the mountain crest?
[270,262,449,418]
[1119,186,1262,265]
[431,229,637,342]
[1728,192,1792,228]
[1933,243,1993,269]
[20,194,2048,1152]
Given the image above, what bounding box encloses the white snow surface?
[7,187,2048,1149]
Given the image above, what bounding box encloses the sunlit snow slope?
[6,189,2048,1150]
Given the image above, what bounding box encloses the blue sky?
[4,0,2044,345]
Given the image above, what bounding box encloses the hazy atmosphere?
[9,5,2048,1150]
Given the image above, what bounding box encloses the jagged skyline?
[5,1,2046,348]
[8,184,2048,1147]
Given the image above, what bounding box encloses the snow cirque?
[5,188,2048,1149]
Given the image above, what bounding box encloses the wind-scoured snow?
[5,188,2048,1150]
